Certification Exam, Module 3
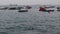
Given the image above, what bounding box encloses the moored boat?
[18,8,28,12]
[39,6,55,13]
[0,7,8,10]
[25,5,32,9]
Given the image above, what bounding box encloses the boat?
[17,7,24,10]
[57,7,60,11]
[25,5,32,9]
[8,6,24,10]
[18,8,28,12]
[0,7,8,10]
[39,7,46,11]
[8,7,17,10]
[39,6,55,13]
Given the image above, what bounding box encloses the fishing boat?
[39,6,55,13]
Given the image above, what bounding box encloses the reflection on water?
[0,8,60,34]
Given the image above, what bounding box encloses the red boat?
[39,7,46,11]
[39,6,55,14]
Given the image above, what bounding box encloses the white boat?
[44,6,55,12]
[18,8,28,12]
[0,7,8,10]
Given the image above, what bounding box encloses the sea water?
[0,6,60,34]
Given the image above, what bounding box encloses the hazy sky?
[0,0,60,5]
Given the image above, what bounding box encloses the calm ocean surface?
[0,6,60,34]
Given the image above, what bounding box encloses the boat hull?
[18,10,28,12]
